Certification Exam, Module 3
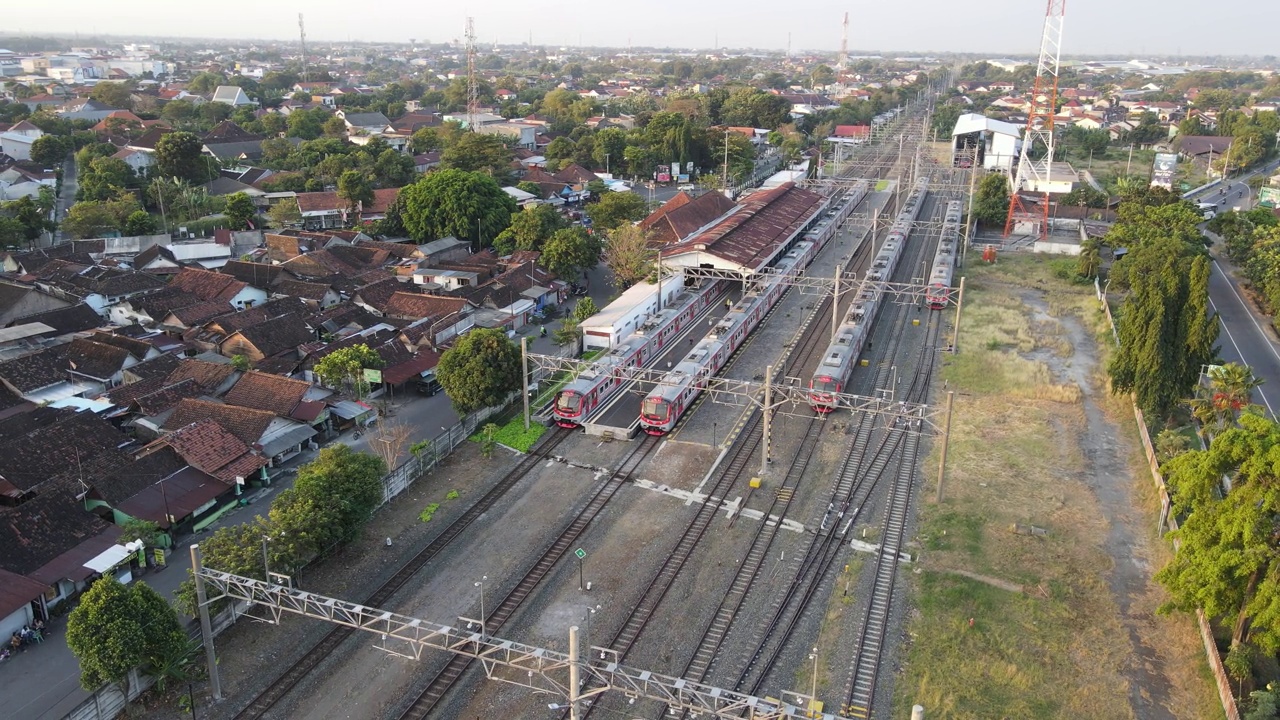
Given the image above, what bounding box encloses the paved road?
[52,156,76,245]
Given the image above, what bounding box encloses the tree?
[516,181,542,197]
[224,192,257,230]
[811,65,837,87]
[266,199,301,228]
[602,224,657,290]
[440,132,515,182]
[313,344,384,398]
[493,203,566,254]
[78,156,134,202]
[1157,413,1280,653]
[971,173,1010,226]
[398,169,516,248]
[592,128,628,172]
[1,195,54,246]
[29,134,72,167]
[436,328,521,414]
[62,195,141,239]
[118,518,161,546]
[154,131,212,184]
[90,81,134,110]
[123,210,158,236]
[552,317,582,350]
[291,444,386,544]
[1076,239,1101,279]
[586,191,647,231]
[572,296,599,322]
[187,71,225,95]
[541,226,602,281]
[322,116,348,138]
[373,148,415,187]
[66,578,187,691]
[337,170,374,217]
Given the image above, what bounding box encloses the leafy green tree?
[541,226,602,281]
[62,195,141,238]
[1157,413,1280,652]
[29,134,73,167]
[586,191,647,231]
[90,81,134,109]
[1,195,54,246]
[154,131,212,184]
[161,99,196,125]
[0,216,28,247]
[117,518,161,546]
[322,115,347,138]
[1076,239,1101,279]
[224,192,256,230]
[971,173,1010,226]
[313,344,384,398]
[440,132,515,182]
[286,108,328,140]
[410,127,441,154]
[602,224,656,290]
[78,157,134,202]
[266,199,301,229]
[810,64,837,87]
[398,169,516,248]
[67,578,187,691]
[516,181,542,197]
[187,71,225,95]
[592,128,628,172]
[1109,237,1217,421]
[572,296,599,322]
[373,148,415,187]
[436,328,521,414]
[174,520,269,615]
[1246,684,1279,720]
[291,444,386,544]
[123,210,158,236]
[493,203,566,254]
[552,317,582,350]
[720,87,792,129]
[545,136,575,161]
[337,170,374,217]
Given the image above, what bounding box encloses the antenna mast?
[1004,0,1067,239]
[298,13,309,83]
[838,12,849,70]
[465,16,478,131]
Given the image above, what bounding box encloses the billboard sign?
[657,173,671,183]
[1151,153,1178,189]
[1258,187,1280,208]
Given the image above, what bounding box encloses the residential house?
[222,371,330,435]
[168,267,267,310]
[0,120,43,161]
[337,110,391,135]
[218,312,315,363]
[142,419,268,487]
[296,188,400,229]
[110,146,154,173]
[0,165,57,201]
[163,397,316,467]
[210,85,256,107]
[59,98,119,122]
[475,122,537,149]
[0,279,73,327]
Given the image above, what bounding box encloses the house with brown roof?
[296,187,400,230]
[219,312,315,363]
[163,398,317,466]
[383,291,475,321]
[85,445,234,536]
[165,358,240,395]
[219,259,284,289]
[144,419,268,485]
[222,371,325,423]
[272,278,340,308]
[168,267,267,310]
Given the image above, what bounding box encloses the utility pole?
[760,364,773,475]
[832,264,842,337]
[951,277,966,354]
[935,390,955,503]
[962,149,978,267]
[568,625,581,720]
[722,127,731,195]
[190,545,222,701]
[521,337,530,430]
[298,13,308,83]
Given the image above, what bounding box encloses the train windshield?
[812,376,837,393]
[555,392,580,412]
[641,398,666,420]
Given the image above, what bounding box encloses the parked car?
[415,376,443,396]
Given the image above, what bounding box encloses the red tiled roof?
[169,267,248,303]
[165,359,238,393]
[163,398,275,446]
[222,371,311,417]
[641,190,737,246]
[382,292,472,320]
[151,418,267,482]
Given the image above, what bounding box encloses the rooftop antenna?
[1004,0,1067,240]
[298,13,309,83]
[838,12,849,70]
[465,16,478,131]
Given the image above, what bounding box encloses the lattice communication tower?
[1004,0,1066,239]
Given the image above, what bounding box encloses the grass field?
[470,415,547,453]
[892,254,1222,720]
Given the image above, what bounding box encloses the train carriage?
[925,200,963,310]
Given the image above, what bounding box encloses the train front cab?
[639,395,674,435]
[809,375,841,413]
[553,390,586,428]
[925,284,950,310]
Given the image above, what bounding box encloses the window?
[556,392,580,412]
[641,398,666,420]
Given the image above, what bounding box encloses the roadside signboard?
[1151,153,1178,189]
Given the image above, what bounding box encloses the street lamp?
[583,604,600,658]
[262,532,284,582]
[475,575,488,636]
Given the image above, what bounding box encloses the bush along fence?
[1095,279,1242,720]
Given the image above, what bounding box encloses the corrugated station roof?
[659,182,828,272]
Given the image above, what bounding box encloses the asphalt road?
[52,156,76,245]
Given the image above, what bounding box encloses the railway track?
[395,433,662,720]
[723,192,946,701]
[841,295,943,719]
[567,171,891,720]
[230,428,572,720]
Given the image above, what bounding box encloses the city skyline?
[2,0,1277,59]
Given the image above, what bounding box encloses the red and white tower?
[1004,0,1066,239]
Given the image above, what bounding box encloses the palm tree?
[1209,362,1264,416]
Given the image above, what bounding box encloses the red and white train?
[552,281,724,427]
[808,178,931,412]
[637,181,871,435]
[925,200,963,310]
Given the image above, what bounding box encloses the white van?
[677,183,695,191]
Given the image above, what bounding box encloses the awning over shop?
[82,541,145,574]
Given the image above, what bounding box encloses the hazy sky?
[4,0,1277,58]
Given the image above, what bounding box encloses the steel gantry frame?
[190,560,856,720]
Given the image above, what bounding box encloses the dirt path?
[1026,294,1178,720]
